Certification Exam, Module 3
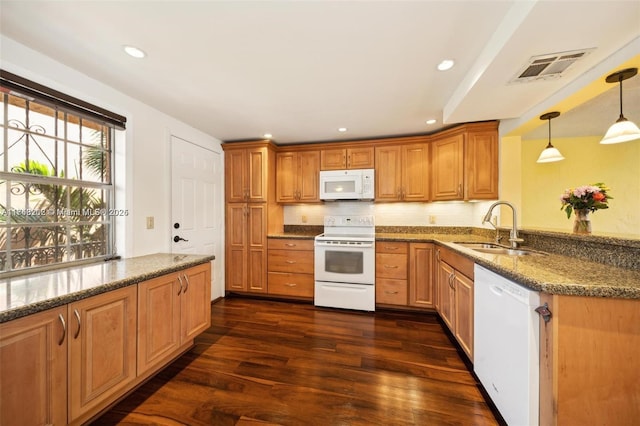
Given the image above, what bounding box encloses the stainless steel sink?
[455,242,546,256]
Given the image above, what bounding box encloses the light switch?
[146,216,154,229]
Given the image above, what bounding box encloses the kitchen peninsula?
[0,253,214,426]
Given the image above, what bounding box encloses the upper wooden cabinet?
[320,146,374,170]
[224,144,269,203]
[375,142,429,202]
[431,122,498,201]
[276,150,320,203]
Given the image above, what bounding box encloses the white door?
[171,135,224,299]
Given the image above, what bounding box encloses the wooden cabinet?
[68,285,137,422]
[276,150,320,203]
[408,243,435,308]
[0,263,211,426]
[375,142,429,202]
[431,134,464,200]
[223,141,283,294]
[539,294,640,425]
[226,203,268,293]
[225,145,269,203]
[376,242,408,305]
[435,246,474,360]
[0,307,67,426]
[138,263,211,375]
[431,122,498,201]
[320,146,374,170]
[267,238,314,298]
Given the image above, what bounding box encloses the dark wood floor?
[94,297,499,425]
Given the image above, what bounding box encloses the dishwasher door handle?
[490,285,505,296]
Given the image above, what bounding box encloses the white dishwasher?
[474,265,540,426]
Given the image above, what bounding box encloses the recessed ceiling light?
[437,59,455,71]
[338,127,347,132]
[123,45,146,59]
[426,119,437,125]
[263,133,273,139]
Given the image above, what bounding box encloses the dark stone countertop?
[0,253,215,323]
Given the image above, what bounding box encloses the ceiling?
[1,1,639,144]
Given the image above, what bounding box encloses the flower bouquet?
[560,183,612,234]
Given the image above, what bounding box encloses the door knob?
[174,236,189,243]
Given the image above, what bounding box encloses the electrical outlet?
[301,215,308,223]
[146,216,154,229]
[429,215,436,224]
[492,215,498,226]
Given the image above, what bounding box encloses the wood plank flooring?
[93,297,499,425]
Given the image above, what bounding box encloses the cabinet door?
[453,272,474,360]
[436,261,455,330]
[320,148,347,170]
[179,263,212,342]
[137,272,181,375]
[409,243,434,308]
[247,147,268,202]
[297,151,320,202]
[465,130,498,200]
[226,203,247,291]
[276,152,298,202]
[248,203,267,293]
[431,134,464,200]
[347,147,375,169]
[68,285,137,422]
[225,148,247,202]
[0,307,67,426]
[402,143,429,201]
[375,145,402,201]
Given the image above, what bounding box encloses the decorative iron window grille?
[0,71,125,275]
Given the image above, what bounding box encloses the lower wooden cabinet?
[0,306,67,426]
[0,263,212,426]
[267,238,314,298]
[376,242,409,306]
[138,263,211,375]
[435,246,474,360]
[408,243,435,308]
[68,285,138,422]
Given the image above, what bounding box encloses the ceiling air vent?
[510,48,594,83]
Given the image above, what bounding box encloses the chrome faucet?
[482,201,524,249]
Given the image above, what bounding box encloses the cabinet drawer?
[376,253,408,279]
[376,241,408,254]
[376,278,408,305]
[268,250,314,273]
[268,239,314,251]
[268,272,314,297]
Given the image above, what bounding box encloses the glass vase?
[573,209,592,235]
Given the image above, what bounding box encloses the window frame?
[1,71,124,277]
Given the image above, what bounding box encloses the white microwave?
[319,169,375,200]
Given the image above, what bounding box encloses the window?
[0,71,126,275]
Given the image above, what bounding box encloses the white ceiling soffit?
[0,1,639,144]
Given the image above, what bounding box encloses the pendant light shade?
[537,111,564,163]
[600,68,640,144]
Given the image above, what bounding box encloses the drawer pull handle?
[73,309,81,339]
[384,265,399,269]
[285,243,296,247]
[385,291,399,295]
[58,314,66,345]
[385,246,399,250]
[286,260,296,264]
[285,283,297,287]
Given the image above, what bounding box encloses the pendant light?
[600,67,640,144]
[537,111,564,163]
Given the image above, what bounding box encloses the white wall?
[1,36,224,260]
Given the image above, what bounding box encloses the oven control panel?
[323,215,375,227]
